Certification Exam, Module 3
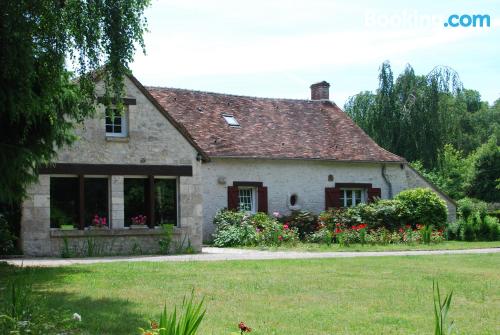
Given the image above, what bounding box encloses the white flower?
[273,211,281,218]
[17,320,29,327]
[72,313,82,322]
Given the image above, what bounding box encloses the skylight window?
[223,114,240,127]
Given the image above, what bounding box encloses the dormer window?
[222,114,240,127]
[105,107,128,137]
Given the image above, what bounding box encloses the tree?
[0,0,150,203]
[468,136,500,202]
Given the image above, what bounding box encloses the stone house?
[21,75,456,256]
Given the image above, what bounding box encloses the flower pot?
[60,224,75,230]
[130,224,148,229]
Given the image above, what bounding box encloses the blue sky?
[130,0,500,106]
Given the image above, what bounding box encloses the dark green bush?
[476,216,491,241]
[484,215,499,241]
[457,197,488,220]
[362,200,409,231]
[395,188,448,229]
[0,214,16,255]
[445,221,462,240]
[462,222,475,241]
[280,210,317,239]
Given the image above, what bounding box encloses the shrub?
[476,216,491,241]
[0,214,16,255]
[395,188,448,229]
[212,210,256,247]
[462,222,475,241]
[158,224,174,254]
[457,197,488,220]
[280,210,317,239]
[305,227,332,245]
[255,218,299,246]
[445,221,461,241]
[363,200,409,231]
[484,215,499,241]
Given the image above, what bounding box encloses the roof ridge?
[145,85,337,104]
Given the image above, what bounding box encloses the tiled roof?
[146,87,405,162]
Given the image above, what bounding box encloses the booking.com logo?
[443,14,490,27]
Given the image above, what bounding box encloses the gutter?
[381,164,393,199]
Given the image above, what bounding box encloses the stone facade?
[21,77,203,256]
[201,158,457,241]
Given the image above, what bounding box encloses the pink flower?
[272,212,281,218]
[283,224,289,230]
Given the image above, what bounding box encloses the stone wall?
[201,158,457,241]
[21,77,203,256]
[201,158,409,241]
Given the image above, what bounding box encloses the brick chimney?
[310,81,330,100]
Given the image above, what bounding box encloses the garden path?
[2,246,499,267]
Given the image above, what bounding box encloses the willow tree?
[344,62,463,169]
[0,0,150,203]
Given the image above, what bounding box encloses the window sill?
[105,136,129,143]
[50,227,185,238]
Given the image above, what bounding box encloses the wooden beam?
[97,97,137,105]
[78,175,85,230]
[39,163,193,176]
[147,175,155,228]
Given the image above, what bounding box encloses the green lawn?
[1,254,499,335]
[247,241,500,252]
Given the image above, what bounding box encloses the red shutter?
[325,187,341,209]
[227,186,239,210]
[368,188,381,202]
[257,186,268,213]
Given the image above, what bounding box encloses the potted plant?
[60,224,75,230]
[90,214,108,229]
[130,215,148,229]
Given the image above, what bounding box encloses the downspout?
[381,164,393,199]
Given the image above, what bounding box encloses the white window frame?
[222,114,240,127]
[238,187,257,213]
[340,188,366,208]
[105,106,128,137]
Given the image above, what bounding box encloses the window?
[222,114,240,127]
[340,189,365,207]
[238,187,256,213]
[50,177,79,228]
[105,107,128,137]
[84,178,109,227]
[155,178,177,226]
[124,178,147,227]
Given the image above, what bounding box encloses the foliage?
[419,224,433,244]
[279,210,317,238]
[60,237,73,258]
[0,214,16,255]
[345,62,463,169]
[140,292,205,335]
[462,222,475,242]
[0,280,79,334]
[433,281,454,335]
[159,224,174,254]
[0,0,151,203]
[255,216,299,246]
[457,198,488,220]
[467,136,500,202]
[395,188,448,229]
[212,210,257,247]
[305,226,332,245]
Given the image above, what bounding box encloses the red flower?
[405,224,411,229]
[399,228,404,233]
[334,228,342,234]
[283,224,289,230]
[239,322,252,333]
[278,235,283,241]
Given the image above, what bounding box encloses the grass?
[245,241,500,252]
[1,254,499,335]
